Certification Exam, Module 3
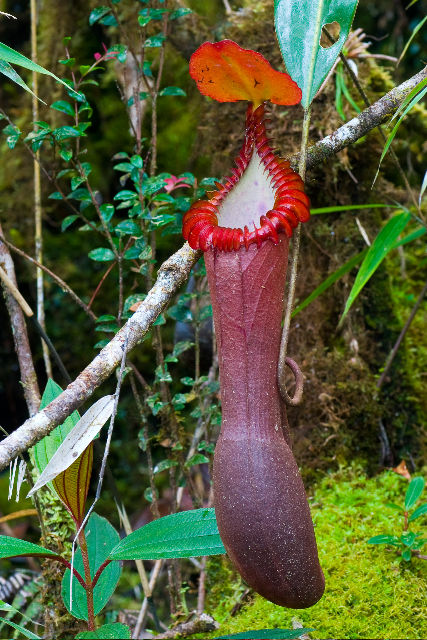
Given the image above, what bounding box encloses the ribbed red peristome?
[182,103,310,252]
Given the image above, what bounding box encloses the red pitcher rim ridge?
[182,103,310,252]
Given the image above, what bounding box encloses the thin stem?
[278,105,311,405]
[377,278,427,388]
[0,234,97,320]
[91,558,112,589]
[197,557,207,615]
[78,529,95,631]
[129,373,160,519]
[118,254,124,324]
[30,0,51,378]
[88,261,117,309]
[150,14,169,177]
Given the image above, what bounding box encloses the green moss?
[199,465,427,640]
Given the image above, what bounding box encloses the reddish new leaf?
[52,443,93,527]
[189,40,302,107]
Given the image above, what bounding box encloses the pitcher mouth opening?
[182,103,310,253]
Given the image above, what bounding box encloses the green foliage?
[217,631,314,640]
[109,508,226,560]
[0,536,57,559]
[274,0,358,107]
[367,476,427,561]
[62,513,122,621]
[339,212,411,324]
[76,623,130,638]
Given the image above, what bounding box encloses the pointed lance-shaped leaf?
[52,442,94,526]
[0,41,80,98]
[189,39,302,107]
[28,395,114,496]
[274,0,359,108]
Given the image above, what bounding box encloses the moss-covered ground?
[198,465,427,640]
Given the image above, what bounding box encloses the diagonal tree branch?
[0,224,41,417]
[0,66,426,471]
[291,65,427,171]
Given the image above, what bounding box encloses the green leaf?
[109,508,226,560]
[99,14,118,26]
[59,58,75,68]
[0,535,58,559]
[153,459,178,475]
[0,617,41,639]
[115,220,142,236]
[100,204,115,223]
[385,503,404,512]
[181,377,195,386]
[159,86,186,97]
[169,8,193,19]
[311,204,399,215]
[48,191,64,200]
[67,188,91,201]
[167,305,193,323]
[0,42,77,97]
[402,548,412,561]
[34,380,80,474]
[185,453,209,468]
[339,212,411,325]
[293,249,367,317]
[217,630,315,640]
[62,513,121,621]
[96,315,116,323]
[401,532,416,548]
[373,84,427,185]
[2,124,21,149]
[61,215,79,232]
[197,305,213,322]
[114,190,138,201]
[143,487,159,503]
[76,623,131,639]
[398,15,427,66]
[89,6,111,25]
[123,293,146,314]
[144,34,166,48]
[71,176,85,191]
[367,535,400,546]
[88,248,116,262]
[173,340,195,357]
[274,0,358,108]
[394,226,426,248]
[408,503,427,523]
[405,476,425,510]
[53,125,83,141]
[0,60,36,98]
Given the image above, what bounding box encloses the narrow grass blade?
[339,212,411,325]
[311,204,399,214]
[373,86,427,185]
[0,42,77,95]
[398,15,427,66]
[419,169,427,206]
[292,249,367,317]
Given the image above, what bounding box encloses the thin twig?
[278,105,311,405]
[377,278,427,388]
[0,233,97,321]
[88,261,116,309]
